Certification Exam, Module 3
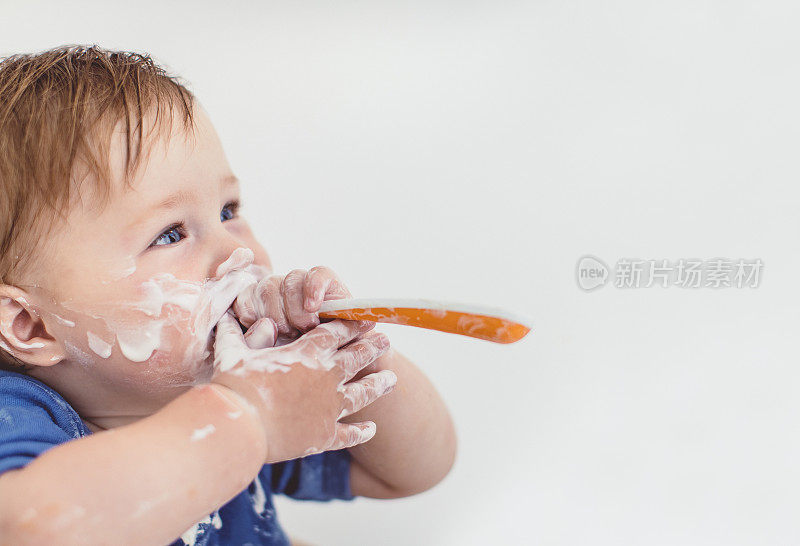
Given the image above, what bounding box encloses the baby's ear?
[0,285,65,367]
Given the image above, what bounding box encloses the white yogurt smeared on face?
[101,256,137,284]
[115,319,164,362]
[54,314,76,327]
[87,331,113,358]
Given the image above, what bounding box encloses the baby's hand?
[231,266,370,342]
[210,311,396,464]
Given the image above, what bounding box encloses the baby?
[0,45,456,545]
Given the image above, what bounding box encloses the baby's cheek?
[146,313,215,383]
[90,305,208,387]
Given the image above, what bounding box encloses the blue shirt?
[0,369,356,545]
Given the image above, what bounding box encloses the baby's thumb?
[213,311,247,373]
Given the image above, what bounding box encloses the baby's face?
[21,104,272,424]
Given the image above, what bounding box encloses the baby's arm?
[343,348,458,498]
[0,383,265,545]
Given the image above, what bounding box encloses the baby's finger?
[291,319,375,359]
[232,275,281,330]
[329,421,377,450]
[230,283,259,328]
[332,332,390,382]
[337,370,398,419]
[304,266,352,312]
[244,317,278,349]
[282,269,319,333]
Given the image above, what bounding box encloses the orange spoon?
[318,298,531,344]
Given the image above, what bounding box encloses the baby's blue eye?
[151,223,186,248]
[221,201,240,222]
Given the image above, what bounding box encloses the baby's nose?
[213,247,255,280]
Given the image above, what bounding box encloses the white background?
[3,1,800,544]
